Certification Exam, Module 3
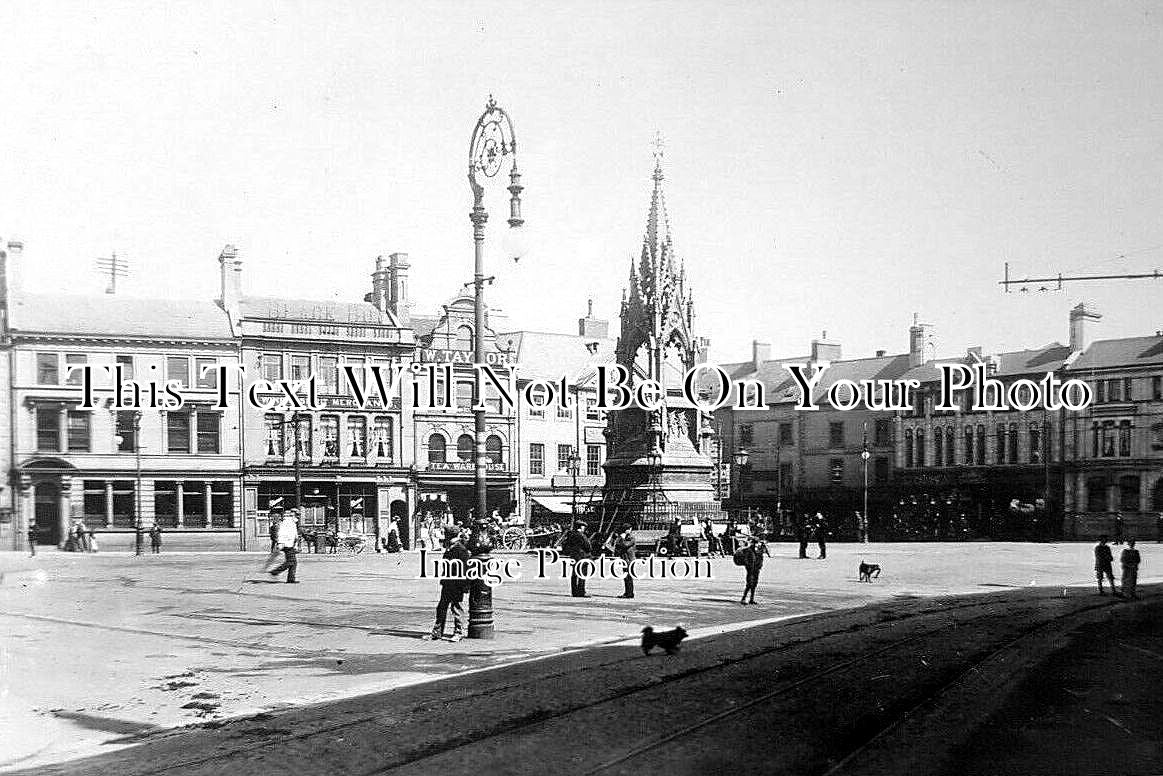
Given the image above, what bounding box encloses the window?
[558,444,575,473]
[293,416,312,457]
[1008,423,1018,464]
[934,427,944,466]
[345,358,366,395]
[261,353,283,382]
[116,354,135,381]
[1086,478,1107,512]
[529,443,545,475]
[874,457,889,483]
[167,357,190,388]
[1118,420,1132,457]
[946,427,954,464]
[829,458,844,484]
[904,429,914,467]
[829,422,844,449]
[586,445,601,476]
[739,424,754,448]
[455,325,473,351]
[964,426,974,464]
[428,434,447,464]
[1124,377,1134,402]
[264,415,285,456]
[780,422,795,446]
[585,398,606,423]
[1096,381,1106,404]
[167,410,191,453]
[1153,376,1163,401]
[457,381,475,411]
[195,358,218,390]
[457,434,474,461]
[486,435,503,464]
[196,412,220,453]
[996,425,1006,464]
[556,402,573,420]
[1100,421,1116,457]
[1029,423,1041,464]
[1091,422,1100,458]
[1119,475,1140,512]
[916,429,926,467]
[83,480,106,523]
[111,480,136,527]
[211,482,233,528]
[36,406,61,452]
[319,356,339,394]
[1107,379,1122,403]
[154,481,179,527]
[116,411,138,452]
[67,410,90,452]
[65,354,87,386]
[290,355,311,383]
[1152,422,1163,452]
[36,353,59,385]
[347,416,367,457]
[976,425,986,465]
[319,415,339,458]
[873,419,891,447]
[373,416,393,459]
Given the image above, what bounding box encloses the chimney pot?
[752,340,771,371]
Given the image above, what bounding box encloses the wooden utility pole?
[95,253,128,294]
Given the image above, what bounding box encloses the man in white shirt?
[269,507,301,584]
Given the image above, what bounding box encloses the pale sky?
[2,1,1161,363]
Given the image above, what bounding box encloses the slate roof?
[9,292,234,340]
[503,331,617,382]
[1071,335,1163,370]
[899,343,1074,383]
[237,296,398,327]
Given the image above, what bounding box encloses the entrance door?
[34,482,61,545]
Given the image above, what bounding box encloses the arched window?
[457,434,474,461]
[455,325,474,351]
[486,435,503,464]
[946,427,955,465]
[904,429,914,467]
[427,434,446,464]
[964,426,974,465]
[1086,477,1107,513]
[916,429,926,467]
[1119,475,1141,512]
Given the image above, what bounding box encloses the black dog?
[858,562,882,582]
[641,626,688,655]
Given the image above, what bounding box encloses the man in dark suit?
[560,520,593,597]
[425,526,471,641]
[614,523,637,599]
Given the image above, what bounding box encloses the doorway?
[34,481,61,546]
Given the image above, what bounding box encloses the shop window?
[586,444,601,476]
[457,434,474,462]
[83,481,106,523]
[264,414,285,457]
[211,483,233,527]
[320,415,339,458]
[184,481,206,524]
[428,434,447,463]
[529,443,545,475]
[37,353,59,385]
[1086,478,1107,512]
[67,410,90,452]
[486,435,503,464]
[36,406,61,452]
[373,416,393,459]
[111,481,136,527]
[154,481,179,527]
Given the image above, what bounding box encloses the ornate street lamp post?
[466,96,524,639]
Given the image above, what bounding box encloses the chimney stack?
[0,238,19,332]
[370,256,390,315]
[388,252,410,324]
[1069,302,1101,352]
[217,245,242,329]
[751,340,771,372]
[909,313,928,367]
[811,330,842,364]
[577,297,609,339]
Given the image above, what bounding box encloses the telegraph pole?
[1000,261,1161,292]
[95,253,128,294]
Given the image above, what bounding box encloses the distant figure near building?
[1120,539,1141,600]
[1113,513,1125,545]
[615,523,637,599]
[27,523,38,557]
[268,508,301,584]
[560,521,593,598]
[814,513,829,560]
[740,537,770,605]
[796,515,809,559]
[149,524,163,554]
[1094,535,1118,596]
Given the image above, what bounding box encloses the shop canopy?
[530,496,580,514]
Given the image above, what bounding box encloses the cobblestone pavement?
[0,542,1155,771]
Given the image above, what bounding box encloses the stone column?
[104,481,114,527]
[58,408,69,453]
[176,482,185,528]
[59,476,73,544]
[204,482,213,528]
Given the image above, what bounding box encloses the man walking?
[269,507,301,584]
[740,536,770,605]
[814,513,829,560]
[796,515,809,559]
[424,526,470,641]
[1094,535,1117,596]
[615,523,637,599]
[27,522,38,557]
[1120,539,1141,600]
[560,520,593,598]
[149,524,163,554]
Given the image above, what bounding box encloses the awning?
[530,496,577,514]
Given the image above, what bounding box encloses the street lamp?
[466,96,524,640]
[113,409,144,555]
[567,451,581,521]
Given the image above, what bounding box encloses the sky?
[2,1,1162,364]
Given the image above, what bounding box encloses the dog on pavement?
[641,626,688,655]
[858,561,882,582]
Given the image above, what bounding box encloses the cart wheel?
[502,527,527,551]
